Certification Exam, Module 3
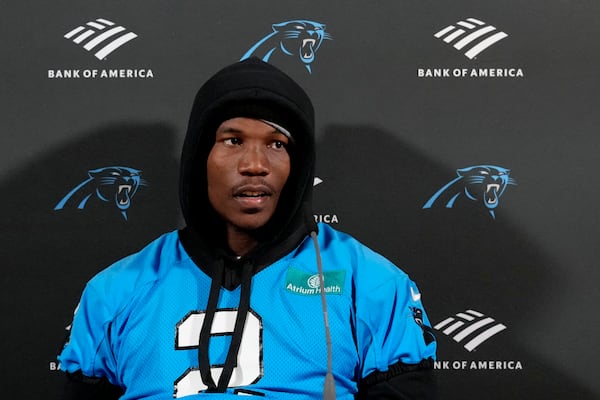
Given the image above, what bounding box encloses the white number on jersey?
[174,309,263,398]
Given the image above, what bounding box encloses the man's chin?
[228,212,274,232]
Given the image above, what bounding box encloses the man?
[58,57,437,399]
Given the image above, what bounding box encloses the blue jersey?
[59,224,436,399]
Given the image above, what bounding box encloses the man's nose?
[238,146,269,176]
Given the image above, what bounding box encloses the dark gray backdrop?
[2,1,598,399]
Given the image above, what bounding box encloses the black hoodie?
[177,58,317,392]
[178,57,316,290]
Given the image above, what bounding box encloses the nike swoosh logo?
[410,287,421,302]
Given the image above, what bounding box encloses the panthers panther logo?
[54,166,145,220]
[240,20,332,74]
[423,165,516,219]
[411,307,436,346]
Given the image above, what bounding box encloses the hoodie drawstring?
[197,259,253,393]
[217,261,252,391]
[198,258,224,390]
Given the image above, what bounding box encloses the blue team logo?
[423,165,516,219]
[240,20,332,74]
[54,166,145,220]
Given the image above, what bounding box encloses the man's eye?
[224,138,241,145]
[272,140,287,149]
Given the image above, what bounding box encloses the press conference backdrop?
[2,1,598,398]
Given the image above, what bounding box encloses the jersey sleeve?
[354,264,437,398]
[58,281,119,384]
[353,249,437,383]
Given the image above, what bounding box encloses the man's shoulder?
[317,223,408,279]
[88,230,183,293]
[316,223,360,248]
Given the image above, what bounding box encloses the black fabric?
[357,358,437,400]
[178,57,316,285]
[58,371,124,400]
[178,221,309,290]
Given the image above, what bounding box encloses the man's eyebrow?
[216,126,285,136]
[217,126,242,134]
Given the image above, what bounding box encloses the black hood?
[179,57,316,288]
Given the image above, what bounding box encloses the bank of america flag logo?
[434,18,508,59]
[64,18,138,60]
[434,309,507,351]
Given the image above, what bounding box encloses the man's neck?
[226,226,258,257]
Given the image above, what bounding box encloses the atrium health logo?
[64,18,138,60]
[54,166,146,220]
[240,20,332,74]
[423,165,516,219]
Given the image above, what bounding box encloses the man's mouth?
[234,192,271,211]
[236,191,269,198]
[233,185,274,209]
[234,183,273,197]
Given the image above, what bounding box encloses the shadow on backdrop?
[0,122,181,398]
[314,124,596,400]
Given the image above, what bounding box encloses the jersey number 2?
[174,309,263,398]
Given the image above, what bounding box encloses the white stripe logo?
[410,286,422,302]
[64,18,138,60]
[434,18,508,59]
[434,309,507,351]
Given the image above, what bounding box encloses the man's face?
[207,117,291,233]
